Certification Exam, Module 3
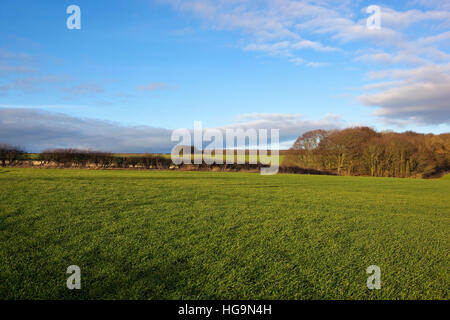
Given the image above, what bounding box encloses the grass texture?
[0,168,448,299]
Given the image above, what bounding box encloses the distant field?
[101,153,286,164]
[22,153,285,164]
[0,168,448,299]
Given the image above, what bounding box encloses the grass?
[0,168,448,299]
[18,153,40,160]
[441,173,450,180]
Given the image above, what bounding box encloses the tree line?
[2,129,449,178]
[284,127,449,178]
[0,144,25,167]
[40,149,173,168]
[0,145,173,169]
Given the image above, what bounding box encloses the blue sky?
[0,0,449,152]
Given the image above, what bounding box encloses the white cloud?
[225,112,345,141]
[359,63,450,124]
[291,39,340,52]
[160,1,448,63]
[62,83,104,95]
[136,82,176,91]
[380,7,450,29]
[244,41,292,56]
[0,64,35,74]
[0,75,67,94]
[160,0,344,65]
[417,30,450,45]
[0,108,345,152]
[159,0,450,125]
[0,49,32,61]
[305,61,328,67]
[0,108,173,153]
[367,63,450,81]
[355,51,428,65]
[412,0,450,11]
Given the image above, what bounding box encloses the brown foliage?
[286,127,450,178]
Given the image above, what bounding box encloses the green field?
[0,168,448,299]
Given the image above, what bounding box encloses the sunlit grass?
[0,168,448,299]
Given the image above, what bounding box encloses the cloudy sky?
[0,0,449,152]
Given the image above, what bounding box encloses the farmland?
[0,168,449,299]
[21,153,286,165]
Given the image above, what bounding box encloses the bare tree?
[0,144,25,167]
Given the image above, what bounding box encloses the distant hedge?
[0,144,25,167]
[40,149,173,168]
